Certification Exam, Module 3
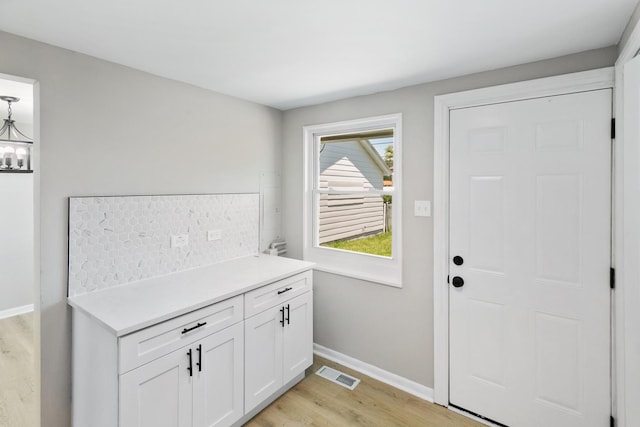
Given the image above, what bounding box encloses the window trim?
[303,113,402,287]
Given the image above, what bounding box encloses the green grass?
[321,232,392,257]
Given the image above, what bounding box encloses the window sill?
[311,264,403,288]
[304,246,402,288]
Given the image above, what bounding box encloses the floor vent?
[315,366,360,390]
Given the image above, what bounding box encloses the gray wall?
[0,30,283,427]
[0,172,34,312]
[282,46,618,388]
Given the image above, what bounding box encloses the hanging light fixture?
[0,96,33,173]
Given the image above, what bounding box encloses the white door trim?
[614,16,640,427]
[433,67,615,406]
[0,71,41,426]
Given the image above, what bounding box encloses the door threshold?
[449,404,508,427]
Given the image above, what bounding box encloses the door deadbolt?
[452,276,464,288]
[453,256,464,266]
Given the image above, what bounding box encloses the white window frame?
[303,113,402,287]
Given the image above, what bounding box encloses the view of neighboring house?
[318,139,391,244]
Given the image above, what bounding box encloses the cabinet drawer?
[244,270,312,318]
[119,295,243,374]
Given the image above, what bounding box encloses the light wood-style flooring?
[0,313,481,427]
[0,312,37,427]
[245,355,481,427]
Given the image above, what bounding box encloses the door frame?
[433,67,615,407]
[614,16,640,427]
[0,71,41,425]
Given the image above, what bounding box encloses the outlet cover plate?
[170,234,189,248]
[207,229,222,241]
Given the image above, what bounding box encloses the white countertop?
[67,255,314,337]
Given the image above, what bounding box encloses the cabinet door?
[244,305,283,413]
[193,322,244,427]
[282,291,313,384]
[120,347,192,427]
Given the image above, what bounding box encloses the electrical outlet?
[414,200,431,217]
[170,234,189,248]
[207,229,222,241]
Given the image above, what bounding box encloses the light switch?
[414,200,431,217]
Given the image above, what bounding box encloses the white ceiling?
[0,0,637,110]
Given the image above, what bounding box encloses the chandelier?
[0,96,33,173]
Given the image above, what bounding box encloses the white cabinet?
[244,284,313,413]
[120,322,244,427]
[119,295,243,374]
[244,303,284,410]
[70,259,313,427]
[120,343,193,427]
[282,292,313,384]
[193,324,244,427]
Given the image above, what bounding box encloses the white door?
[193,323,244,427]
[282,292,313,384]
[449,90,611,427]
[120,347,192,427]
[244,304,284,413]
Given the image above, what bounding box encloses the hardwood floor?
[0,312,37,427]
[245,355,482,427]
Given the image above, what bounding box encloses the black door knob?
[452,276,464,288]
[453,256,464,266]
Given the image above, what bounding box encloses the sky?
[370,137,393,158]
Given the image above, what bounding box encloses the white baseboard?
[0,304,34,320]
[313,343,434,402]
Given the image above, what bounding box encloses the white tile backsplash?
[68,194,259,297]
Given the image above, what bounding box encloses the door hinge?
[610,267,615,289]
[611,118,616,139]
[610,415,615,427]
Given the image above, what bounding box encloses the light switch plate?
[170,234,189,248]
[414,200,431,217]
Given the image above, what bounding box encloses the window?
[303,114,402,287]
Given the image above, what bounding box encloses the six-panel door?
[449,89,611,427]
